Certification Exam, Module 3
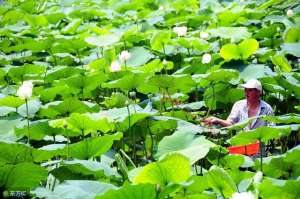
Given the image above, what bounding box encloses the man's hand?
[203,116,220,125]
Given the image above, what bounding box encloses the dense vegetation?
[0,0,300,198]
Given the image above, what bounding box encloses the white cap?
[241,79,262,91]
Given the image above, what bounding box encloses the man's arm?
[203,116,234,127]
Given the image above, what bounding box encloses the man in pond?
[204,79,274,129]
[204,79,274,157]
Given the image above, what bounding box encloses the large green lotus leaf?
[228,170,254,193]
[262,113,300,124]
[217,154,254,169]
[284,27,300,43]
[259,179,300,199]
[255,155,300,179]
[230,126,291,145]
[21,38,53,52]
[204,69,239,83]
[0,117,23,142]
[220,44,240,60]
[51,160,119,181]
[39,98,98,118]
[184,175,209,194]
[139,74,195,94]
[61,18,82,34]
[24,14,49,27]
[237,64,274,81]
[17,99,41,118]
[117,113,151,132]
[254,24,279,39]
[220,39,259,61]
[103,92,127,108]
[271,54,292,72]
[33,180,116,199]
[102,72,147,92]
[0,96,25,108]
[66,113,114,135]
[0,107,15,117]
[85,34,120,47]
[281,43,300,57]
[263,15,294,29]
[238,39,259,59]
[0,141,56,164]
[8,64,45,82]
[146,119,177,134]
[45,66,83,83]
[15,119,63,140]
[40,85,71,102]
[95,184,156,199]
[155,131,215,164]
[275,73,300,98]
[150,30,172,52]
[59,72,107,94]
[68,133,122,159]
[126,47,154,68]
[208,27,251,40]
[133,153,190,185]
[285,145,300,165]
[151,116,205,135]
[51,38,88,53]
[205,166,238,198]
[0,163,47,191]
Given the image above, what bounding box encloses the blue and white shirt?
[227,99,274,130]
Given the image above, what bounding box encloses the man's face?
[245,88,261,102]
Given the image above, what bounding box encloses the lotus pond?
[0,0,300,198]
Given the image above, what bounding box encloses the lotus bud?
[200,31,209,40]
[63,120,68,129]
[159,6,164,11]
[286,9,294,18]
[129,91,136,98]
[253,171,263,183]
[110,61,121,72]
[173,26,187,37]
[201,53,212,64]
[119,50,131,62]
[231,192,255,199]
[16,80,33,100]
[156,184,161,193]
[162,59,168,65]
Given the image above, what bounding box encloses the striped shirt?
[228,99,274,130]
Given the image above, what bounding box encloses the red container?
[228,142,260,156]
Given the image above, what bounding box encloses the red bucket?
[228,142,260,156]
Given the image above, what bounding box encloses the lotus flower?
[231,192,255,199]
[202,53,212,64]
[286,9,294,18]
[110,61,121,72]
[162,59,168,65]
[119,50,131,62]
[16,81,33,100]
[200,31,209,40]
[173,26,187,37]
[253,171,263,183]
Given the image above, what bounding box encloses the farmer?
[204,79,274,130]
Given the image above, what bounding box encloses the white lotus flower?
[202,53,212,64]
[159,6,164,11]
[162,59,168,65]
[286,9,294,18]
[119,50,131,62]
[200,31,209,40]
[17,81,33,100]
[231,192,255,199]
[110,61,121,72]
[173,26,187,37]
[253,171,263,183]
